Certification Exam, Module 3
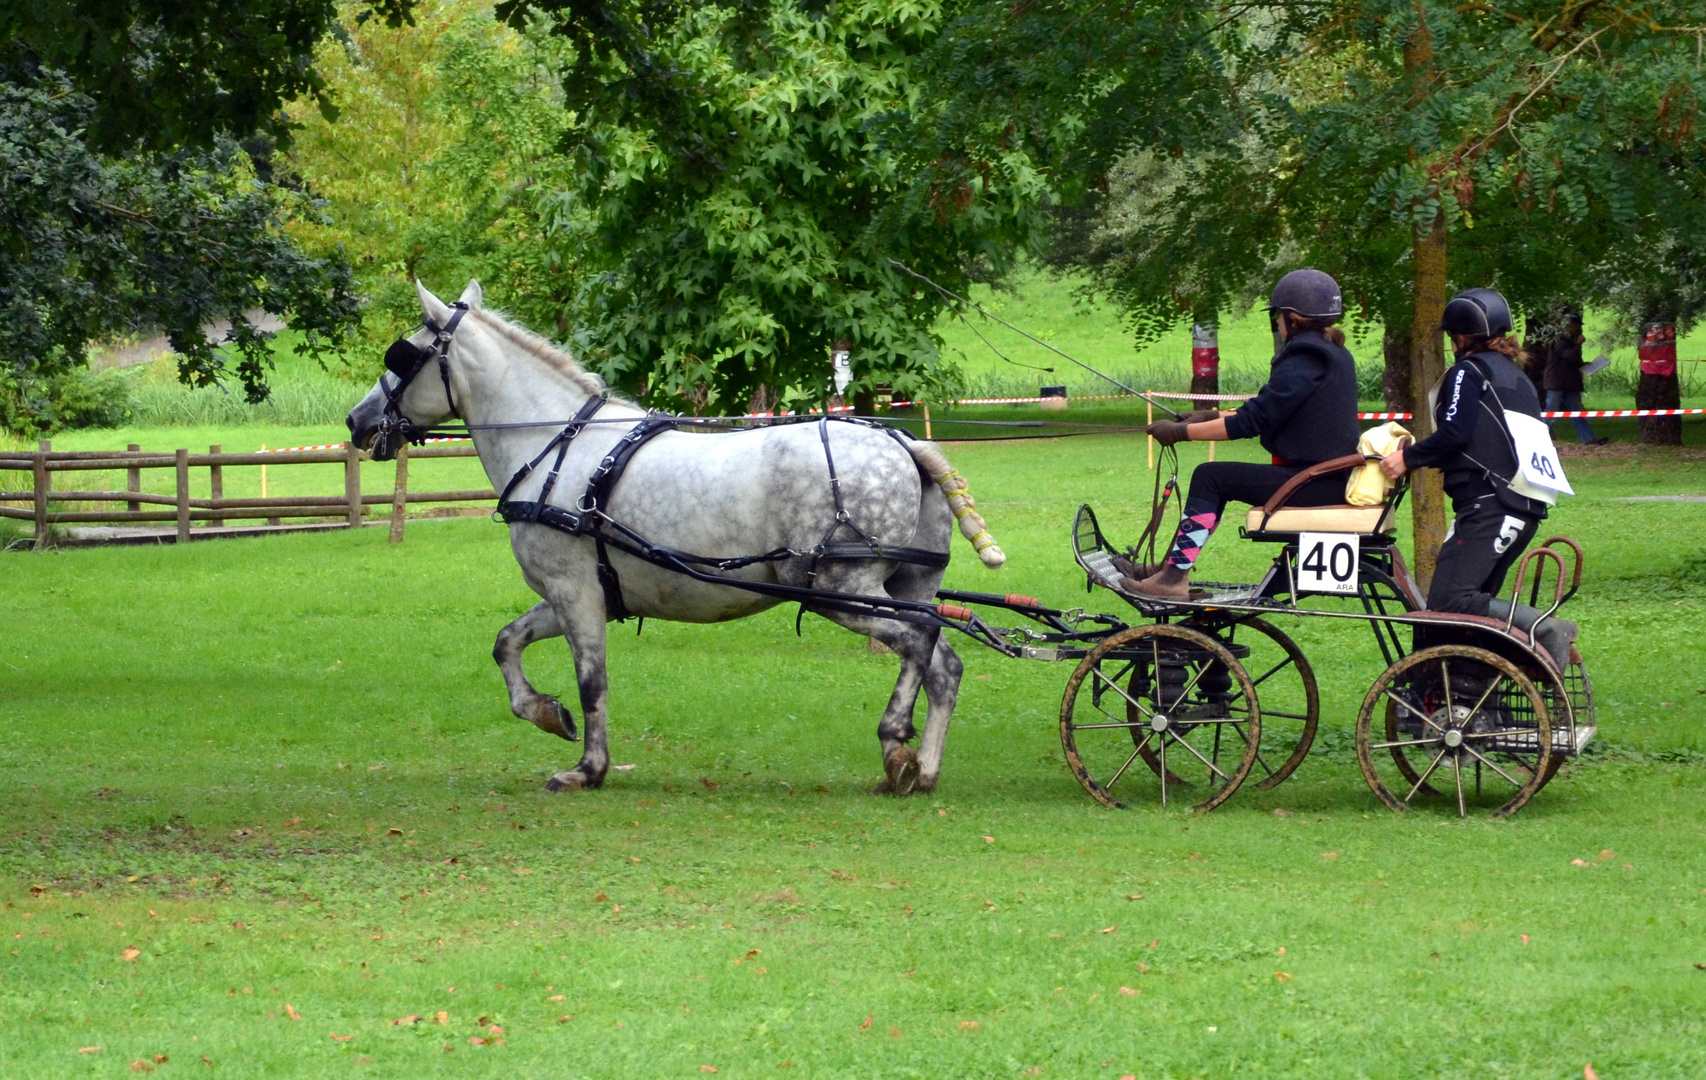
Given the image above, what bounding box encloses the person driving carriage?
[1121,268,1360,600]
[1376,287,1577,668]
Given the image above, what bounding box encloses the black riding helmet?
[1266,268,1344,322]
[1441,287,1514,339]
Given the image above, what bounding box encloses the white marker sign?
[1297,533,1359,595]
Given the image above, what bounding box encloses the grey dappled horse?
[347,281,1005,795]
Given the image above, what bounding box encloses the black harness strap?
[495,394,608,520]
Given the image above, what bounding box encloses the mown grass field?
[6,424,1706,1078]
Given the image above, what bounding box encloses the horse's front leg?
[493,600,576,741]
[914,634,963,793]
[542,590,612,792]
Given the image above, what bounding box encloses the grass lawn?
[5,426,1706,1079]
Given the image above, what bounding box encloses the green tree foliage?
[282,1,576,362]
[500,0,1042,412]
[0,72,359,436]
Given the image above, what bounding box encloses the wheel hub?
[1149,714,1171,733]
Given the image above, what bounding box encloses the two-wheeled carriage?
[929,448,1596,817]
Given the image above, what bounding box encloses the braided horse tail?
[903,441,1006,569]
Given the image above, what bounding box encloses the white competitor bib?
[1503,410,1573,501]
[1297,533,1359,595]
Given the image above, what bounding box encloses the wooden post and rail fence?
[0,441,491,550]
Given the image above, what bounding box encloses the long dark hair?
[1451,332,1527,363]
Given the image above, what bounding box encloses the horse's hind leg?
[817,607,937,795]
[915,634,963,794]
[542,585,613,793]
[493,601,576,741]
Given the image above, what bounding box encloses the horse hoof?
[550,700,578,742]
[544,771,585,793]
[883,747,920,797]
[528,699,577,741]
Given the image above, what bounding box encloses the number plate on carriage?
[1297,533,1358,595]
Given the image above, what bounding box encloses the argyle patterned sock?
[1164,510,1220,571]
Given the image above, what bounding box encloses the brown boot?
[1111,553,1157,580]
[1123,564,1191,600]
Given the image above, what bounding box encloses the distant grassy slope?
[935,267,1706,406]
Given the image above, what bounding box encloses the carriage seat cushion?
[1244,502,1397,535]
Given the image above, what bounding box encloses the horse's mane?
[468,307,632,405]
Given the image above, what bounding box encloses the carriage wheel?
[1355,645,1553,818]
[1221,618,1318,791]
[1060,625,1260,812]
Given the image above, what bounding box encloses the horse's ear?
[415,279,451,327]
[459,279,484,310]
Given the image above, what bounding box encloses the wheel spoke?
[1371,737,1444,751]
[1103,739,1150,792]
[1090,665,1155,719]
[1167,656,1214,710]
[1452,752,1466,818]
[1249,655,1296,689]
[1461,744,1527,789]
[1384,689,1444,733]
[1405,747,1450,803]
[1072,720,1149,731]
[1158,737,1169,807]
[1170,730,1230,782]
[1260,709,1312,721]
[1455,674,1503,733]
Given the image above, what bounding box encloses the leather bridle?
[371,302,468,457]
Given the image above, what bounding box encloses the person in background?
[1378,287,1576,667]
[1543,309,1607,445]
[1124,268,1360,600]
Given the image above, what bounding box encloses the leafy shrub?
[0,365,134,437]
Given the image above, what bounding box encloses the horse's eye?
[384,339,427,377]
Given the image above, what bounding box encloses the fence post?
[32,440,49,550]
[344,443,363,528]
[209,445,223,519]
[389,442,409,544]
[175,449,191,543]
[126,443,141,513]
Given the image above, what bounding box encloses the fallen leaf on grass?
[1127,894,1144,901]
[1272,808,1291,817]
[1277,947,1287,955]
[1521,935,1530,946]
[199,1055,214,1066]
[558,1015,574,1024]
[122,946,141,962]
[547,994,565,1002]
[1695,963,1706,970]
[859,1015,873,1031]
[1118,986,1138,996]
[1584,1066,1599,1080]
[1275,972,1293,982]
[612,764,636,771]
[959,1021,979,1030]
[890,1028,901,1040]
[1147,940,1158,949]
[1599,850,1614,861]
[130,1060,154,1072]
[78,1047,102,1054]
[1320,851,1338,860]
[777,1062,793,1069]
[386,828,403,836]
[515,868,532,875]
[433,1011,449,1025]
[981,835,995,844]
[699,778,720,791]
[1022,1069,1042,1077]
[1121,1074,1137,1079]
[594,892,608,902]
[1572,858,1591,866]
[285,1004,302,1021]
[1188,853,1203,861]
[700,1067,719,1074]
[389,1016,423,1026]
[330,1033,354,1042]
[1100,926,1117,934]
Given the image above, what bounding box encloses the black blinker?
[384,339,428,378]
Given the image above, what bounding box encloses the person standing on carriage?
[1376,287,1577,667]
[1123,268,1361,600]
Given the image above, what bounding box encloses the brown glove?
[1180,408,1220,424]
[1146,420,1190,447]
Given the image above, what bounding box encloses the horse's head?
[347,279,483,461]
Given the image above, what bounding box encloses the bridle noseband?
[374,302,468,452]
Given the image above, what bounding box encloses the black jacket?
[1223,330,1360,464]
[1543,336,1583,392]
[1403,349,1549,517]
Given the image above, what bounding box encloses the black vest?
[1442,349,1549,517]
[1261,331,1360,465]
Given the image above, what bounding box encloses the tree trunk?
[1189,321,1220,399]
[1382,324,1413,414]
[1403,7,1448,594]
[1636,322,1682,445]
[1407,208,1449,593]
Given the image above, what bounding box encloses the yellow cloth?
[1345,421,1412,506]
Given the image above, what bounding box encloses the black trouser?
[1425,496,1541,614]
[1182,461,1346,517]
